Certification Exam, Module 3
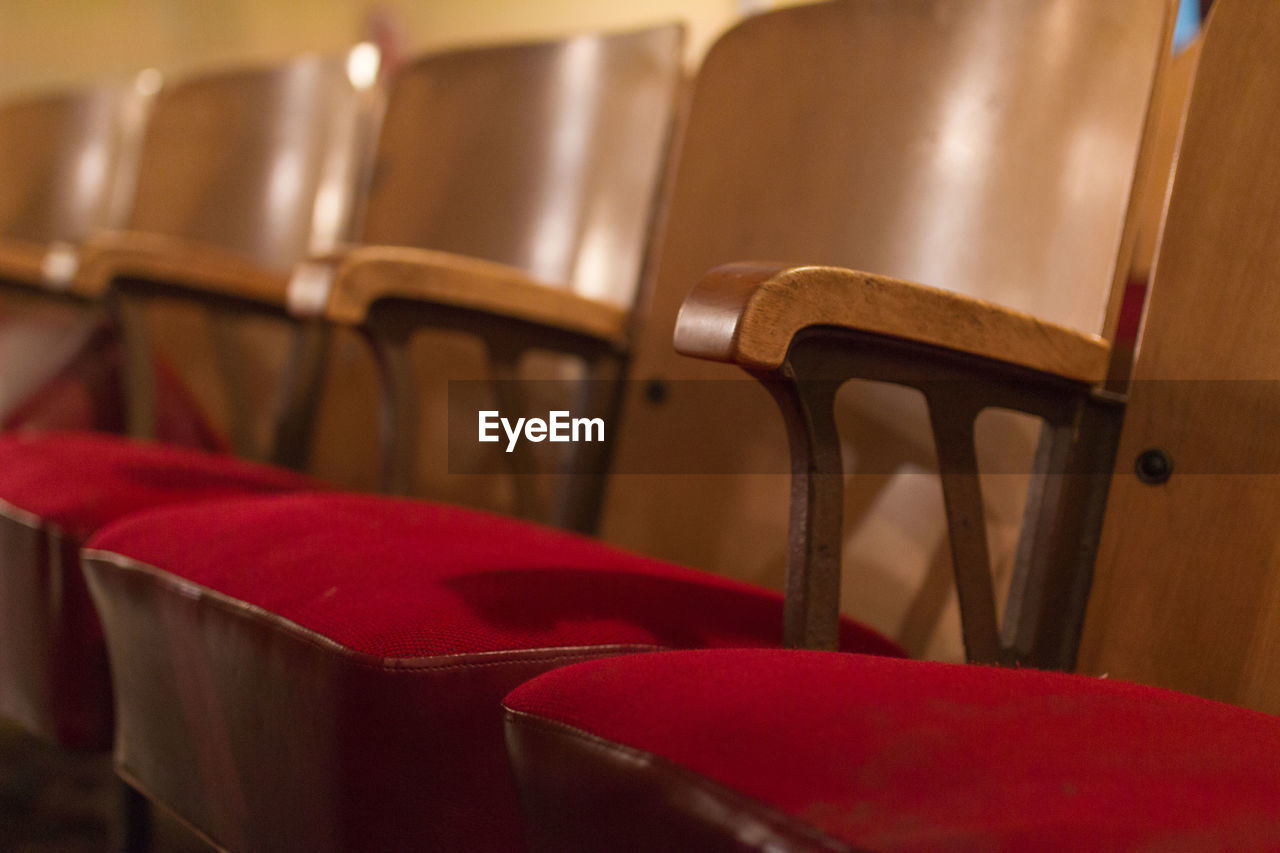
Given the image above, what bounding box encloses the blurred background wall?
[0,0,790,101]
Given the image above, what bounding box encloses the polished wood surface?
[675,261,1110,382]
[318,246,627,346]
[125,56,368,274]
[86,55,373,457]
[1078,0,1280,712]
[354,24,682,307]
[0,238,49,288]
[1105,35,1203,387]
[0,85,139,249]
[305,25,682,502]
[600,0,1173,658]
[74,231,289,303]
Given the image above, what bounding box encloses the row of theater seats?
[0,0,1278,849]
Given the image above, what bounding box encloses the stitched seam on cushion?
[504,709,860,853]
[83,547,667,671]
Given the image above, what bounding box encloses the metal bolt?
[645,379,668,404]
[1135,448,1173,484]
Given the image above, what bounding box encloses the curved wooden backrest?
[127,55,369,272]
[1080,0,1280,711]
[358,25,683,306]
[0,84,142,244]
[601,0,1173,652]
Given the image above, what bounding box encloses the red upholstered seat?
[0,432,319,748]
[79,492,902,852]
[503,649,1280,852]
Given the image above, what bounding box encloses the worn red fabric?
[0,432,316,539]
[0,432,318,748]
[86,492,903,658]
[505,649,1280,850]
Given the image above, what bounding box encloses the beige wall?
[0,0,757,101]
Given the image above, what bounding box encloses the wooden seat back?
[358,25,683,306]
[601,0,1175,657]
[0,82,146,281]
[306,27,684,496]
[126,56,370,274]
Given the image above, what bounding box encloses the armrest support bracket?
[748,326,1120,665]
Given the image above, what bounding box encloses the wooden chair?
[503,1,1280,848]
[73,1,1173,849]
[0,55,373,851]
[63,54,377,464]
[288,25,683,506]
[0,24,685,852]
[597,0,1178,667]
[0,81,148,425]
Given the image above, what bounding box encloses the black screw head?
[1135,448,1173,484]
[644,379,669,405]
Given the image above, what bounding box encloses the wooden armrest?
[674,262,1110,384]
[73,230,290,306]
[0,236,77,290]
[307,244,629,349]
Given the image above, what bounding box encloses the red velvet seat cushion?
[0,432,318,748]
[86,492,901,658]
[0,432,308,538]
[80,492,902,851]
[504,649,1280,851]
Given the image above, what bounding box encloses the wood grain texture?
[1077,0,1280,711]
[321,245,628,347]
[600,0,1173,660]
[72,230,290,305]
[674,262,1110,382]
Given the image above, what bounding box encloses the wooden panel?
[358,25,682,307]
[1079,0,1280,712]
[307,26,683,500]
[127,55,373,455]
[0,84,137,247]
[600,0,1172,657]
[127,56,367,273]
